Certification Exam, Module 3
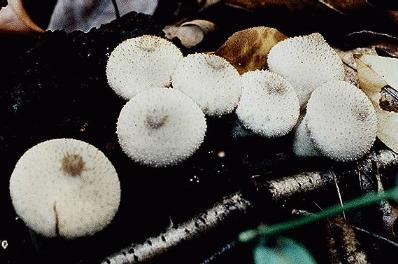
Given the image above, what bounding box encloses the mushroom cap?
[236,70,300,137]
[267,33,345,106]
[306,81,378,162]
[172,53,241,116]
[292,116,320,157]
[106,35,183,99]
[117,88,207,167]
[9,138,120,239]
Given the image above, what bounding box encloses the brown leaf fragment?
[215,26,286,74]
[380,85,398,112]
[335,48,375,86]
[163,19,216,48]
[197,0,221,10]
[355,54,398,153]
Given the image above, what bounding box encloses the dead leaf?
[355,54,398,153]
[215,26,286,74]
[225,0,366,13]
[163,19,216,48]
[335,48,375,86]
[380,86,398,112]
[197,0,221,10]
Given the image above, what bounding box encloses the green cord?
[239,187,398,243]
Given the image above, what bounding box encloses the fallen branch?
[102,193,252,264]
[102,149,398,263]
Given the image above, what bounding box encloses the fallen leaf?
[215,26,286,74]
[163,19,216,48]
[355,54,398,153]
[335,48,376,85]
[254,237,317,264]
[197,0,221,10]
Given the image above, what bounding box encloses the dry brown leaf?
[163,19,216,48]
[355,54,398,153]
[225,0,367,12]
[197,0,222,10]
[215,26,286,74]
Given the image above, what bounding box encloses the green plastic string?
[240,187,398,243]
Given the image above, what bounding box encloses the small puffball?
[9,139,121,239]
[292,116,320,157]
[306,81,378,162]
[117,88,207,167]
[267,33,345,106]
[236,70,300,137]
[106,35,183,99]
[172,53,241,116]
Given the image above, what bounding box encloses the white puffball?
[172,53,242,116]
[267,33,345,106]
[106,35,183,99]
[117,88,207,167]
[236,70,300,137]
[292,116,320,157]
[306,81,378,162]
[9,138,121,239]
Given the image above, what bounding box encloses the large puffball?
[172,53,242,117]
[306,81,378,162]
[236,70,300,137]
[267,33,345,106]
[117,88,207,167]
[9,139,121,239]
[106,35,183,99]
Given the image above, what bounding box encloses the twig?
[253,150,398,201]
[347,30,398,42]
[102,193,252,264]
[103,149,398,263]
[239,187,398,242]
[111,0,120,19]
[317,0,346,15]
[326,217,368,264]
[352,226,398,248]
[332,171,346,220]
[200,240,238,264]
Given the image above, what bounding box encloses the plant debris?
[163,19,216,48]
[215,27,286,74]
[355,54,398,153]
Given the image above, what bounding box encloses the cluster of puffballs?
[107,33,378,166]
[9,32,378,240]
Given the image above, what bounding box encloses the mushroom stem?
[102,149,398,264]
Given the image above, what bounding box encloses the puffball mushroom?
[117,88,207,167]
[306,81,378,162]
[106,35,183,99]
[172,53,241,116]
[292,116,320,157]
[236,70,300,137]
[267,33,345,106]
[9,138,121,239]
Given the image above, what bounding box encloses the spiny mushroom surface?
[106,35,183,99]
[236,70,300,137]
[172,53,241,117]
[267,33,345,106]
[9,138,121,239]
[292,116,320,157]
[306,81,378,162]
[117,88,207,167]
